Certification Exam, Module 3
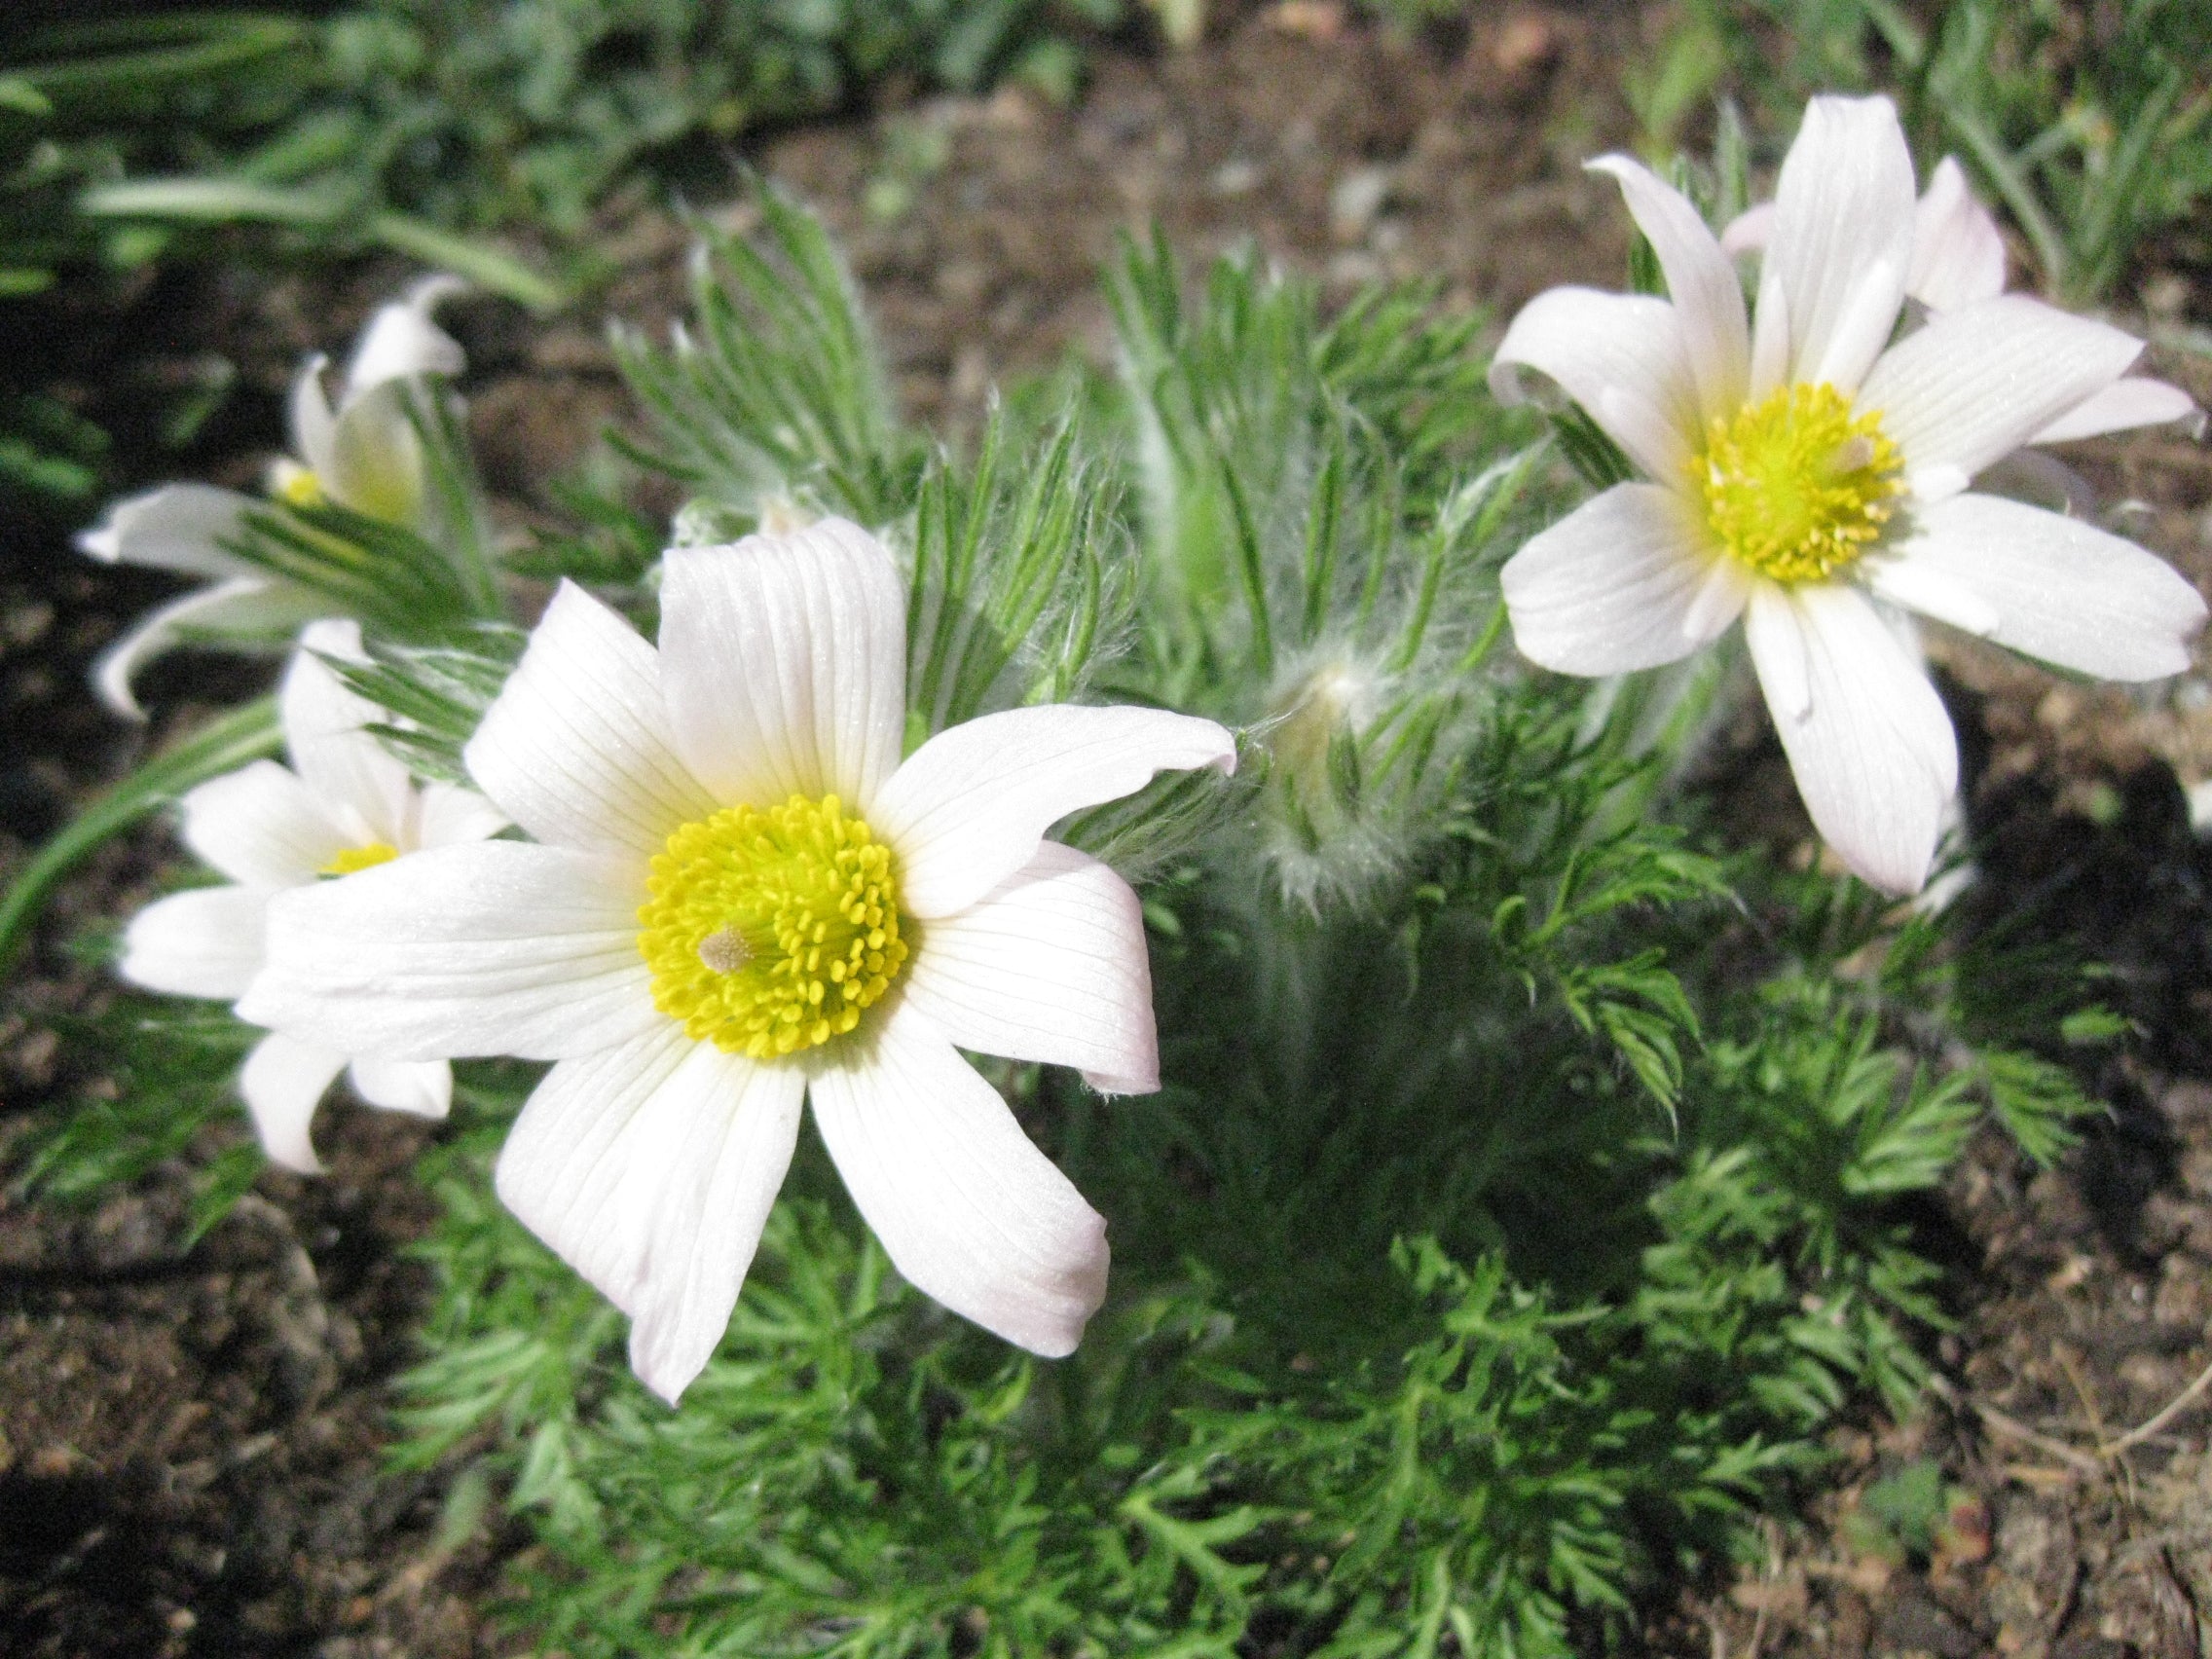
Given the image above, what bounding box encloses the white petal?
[92,577,324,720]
[179,759,357,889]
[1500,483,1736,674]
[323,381,426,524]
[1747,257,1790,400]
[463,581,716,857]
[901,841,1160,1094]
[347,1056,452,1120]
[1862,558,2000,639]
[2030,377,2198,445]
[1766,94,1917,392]
[494,1028,804,1404]
[1681,557,1755,645]
[239,1031,347,1174]
[239,841,659,1062]
[809,1001,1109,1357]
[121,885,269,1001]
[1857,296,2144,498]
[659,519,909,811]
[873,705,1236,920]
[411,783,509,849]
[341,275,467,402]
[1719,202,1775,259]
[288,355,338,479]
[1588,155,1749,423]
[1489,287,1703,479]
[1908,157,2007,312]
[1744,582,1956,895]
[1879,493,2205,680]
[283,619,414,846]
[74,483,255,576]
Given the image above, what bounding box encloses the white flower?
[121,619,506,1171]
[1493,94,2207,894]
[1719,156,2199,444]
[77,276,468,719]
[240,519,1237,1402]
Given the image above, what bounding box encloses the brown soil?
[4,4,2210,1654]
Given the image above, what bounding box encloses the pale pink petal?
[2029,377,2198,445]
[463,581,715,858]
[121,885,269,1001]
[347,1056,452,1120]
[1588,155,1749,423]
[411,783,509,849]
[494,1027,804,1403]
[808,1000,1109,1357]
[239,841,658,1062]
[1876,494,2205,680]
[659,519,908,812]
[873,705,1235,920]
[239,1031,347,1174]
[179,759,357,889]
[1744,582,1957,895]
[901,841,1159,1094]
[283,619,414,847]
[1908,157,2007,312]
[1857,296,2144,498]
[1489,287,1702,480]
[75,483,255,576]
[340,276,466,402]
[1500,483,1738,675]
[92,576,326,720]
[1765,94,1917,392]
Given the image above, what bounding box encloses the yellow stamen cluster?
[271,461,326,509]
[1690,382,1903,584]
[638,793,907,1059]
[321,841,398,875]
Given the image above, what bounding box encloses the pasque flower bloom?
[78,276,467,718]
[121,619,505,1171]
[240,519,1236,1402]
[1493,95,2206,893]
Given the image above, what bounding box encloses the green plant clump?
[23,190,2119,1650]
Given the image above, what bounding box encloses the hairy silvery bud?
[1258,653,1408,908]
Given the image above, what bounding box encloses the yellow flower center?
[321,840,398,875]
[271,461,326,509]
[1689,383,1903,584]
[638,793,909,1059]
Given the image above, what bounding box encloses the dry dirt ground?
[4,5,2210,1654]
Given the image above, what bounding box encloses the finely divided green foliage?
[323,203,2115,1653]
[218,385,507,635]
[613,189,922,528]
[1104,233,1546,905]
[25,983,266,1245]
[327,627,527,786]
[906,405,1138,732]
